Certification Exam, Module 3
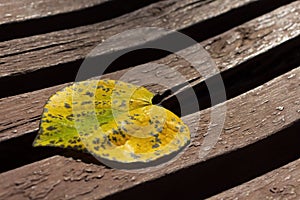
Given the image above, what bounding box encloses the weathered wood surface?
[0,0,287,80]
[1,0,299,199]
[0,0,163,42]
[0,0,106,25]
[1,1,299,142]
[209,158,300,200]
[0,64,299,199]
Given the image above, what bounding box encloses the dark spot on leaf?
[99,122,108,126]
[46,126,57,131]
[68,139,77,144]
[102,88,110,92]
[81,101,92,105]
[157,127,163,133]
[48,113,57,119]
[122,127,128,132]
[119,100,126,108]
[155,137,161,144]
[112,136,117,142]
[64,103,71,109]
[85,91,94,97]
[180,126,185,133]
[66,114,74,121]
[93,138,100,144]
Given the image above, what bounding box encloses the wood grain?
[0,0,163,42]
[0,0,299,199]
[0,0,106,25]
[209,158,300,200]
[0,65,299,200]
[1,1,299,141]
[0,0,270,78]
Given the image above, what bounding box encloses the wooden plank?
[0,65,299,200]
[0,0,106,25]
[0,0,162,42]
[1,1,299,141]
[0,0,289,80]
[209,158,300,200]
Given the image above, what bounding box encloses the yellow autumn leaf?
[33,80,190,165]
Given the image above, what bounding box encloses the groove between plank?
[209,158,300,199]
[1,1,299,142]
[0,0,296,97]
[0,66,299,200]
[0,0,107,25]
[0,0,254,74]
[0,0,161,42]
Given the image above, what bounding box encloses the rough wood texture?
[0,0,106,25]
[1,0,299,199]
[0,0,263,78]
[1,1,299,141]
[0,0,163,42]
[209,158,300,200]
[0,64,299,199]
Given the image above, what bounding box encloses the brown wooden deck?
[0,0,299,199]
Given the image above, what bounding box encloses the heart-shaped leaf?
[33,80,190,166]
